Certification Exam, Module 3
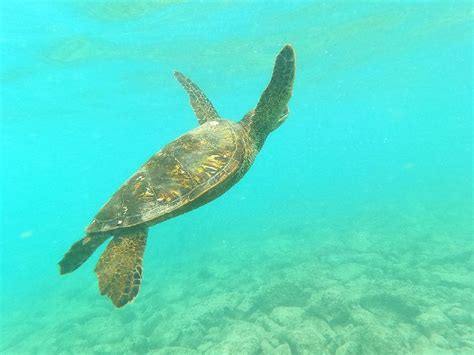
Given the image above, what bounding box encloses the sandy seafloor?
[2,199,472,354]
[1,1,473,354]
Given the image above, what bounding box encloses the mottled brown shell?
[87,120,246,234]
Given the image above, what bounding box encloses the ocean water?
[1,1,472,354]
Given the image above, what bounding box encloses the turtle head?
[241,44,295,148]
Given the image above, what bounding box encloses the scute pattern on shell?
[87,120,245,233]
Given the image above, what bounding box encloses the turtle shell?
[87,120,246,234]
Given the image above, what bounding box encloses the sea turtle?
[59,44,296,307]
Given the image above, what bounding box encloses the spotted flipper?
[174,71,220,125]
[59,234,110,274]
[95,228,147,307]
[253,45,295,130]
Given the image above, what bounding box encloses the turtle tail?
[59,234,110,274]
[94,227,148,308]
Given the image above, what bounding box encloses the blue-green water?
[1,1,472,353]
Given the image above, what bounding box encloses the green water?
[1,1,472,354]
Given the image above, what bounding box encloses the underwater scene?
[1,1,472,354]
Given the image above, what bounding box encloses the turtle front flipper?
[244,45,295,137]
[59,234,110,274]
[95,227,148,308]
[174,71,220,125]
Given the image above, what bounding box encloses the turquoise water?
[1,1,472,353]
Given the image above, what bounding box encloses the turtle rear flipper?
[59,234,110,274]
[95,228,148,308]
